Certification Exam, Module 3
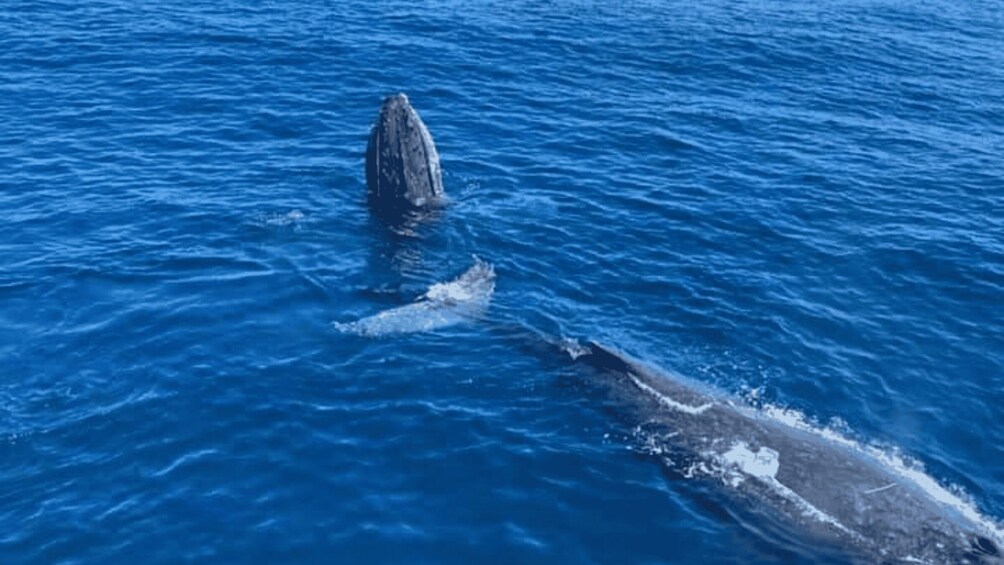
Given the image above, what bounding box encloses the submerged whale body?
[574,341,1003,564]
[365,93,444,217]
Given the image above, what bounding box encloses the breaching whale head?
[365,93,444,218]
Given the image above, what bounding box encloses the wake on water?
[333,258,495,337]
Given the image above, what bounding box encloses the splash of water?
[334,258,495,337]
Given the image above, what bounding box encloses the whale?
[571,340,1003,564]
[350,95,1004,563]
[365,93,444,217]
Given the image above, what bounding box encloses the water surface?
[2,1,1003,562]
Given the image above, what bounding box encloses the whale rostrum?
[365,93,444,215]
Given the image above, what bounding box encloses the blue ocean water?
[2,0,1003,562]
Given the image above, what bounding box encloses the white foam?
[334,258,495,336]
[768,476,861,539]
[626,372,713,415]
[718,441,859,538]
[261,209,306,227]
[722,442,780,480]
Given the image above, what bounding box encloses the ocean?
[2,1,1002,562]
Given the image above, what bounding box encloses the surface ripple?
[2,0,1002,562]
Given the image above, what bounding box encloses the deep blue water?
[2,1,1003,562]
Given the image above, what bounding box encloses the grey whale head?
[365,93,444,218]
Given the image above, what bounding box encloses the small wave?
[257,209,306,228]
[334,258,495,337]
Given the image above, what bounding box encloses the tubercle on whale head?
[381,92,409,109]
[372,94,412,125]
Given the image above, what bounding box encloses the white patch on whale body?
[718,441,860,539]
[334,258,495,337]
[722,442,780,483]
